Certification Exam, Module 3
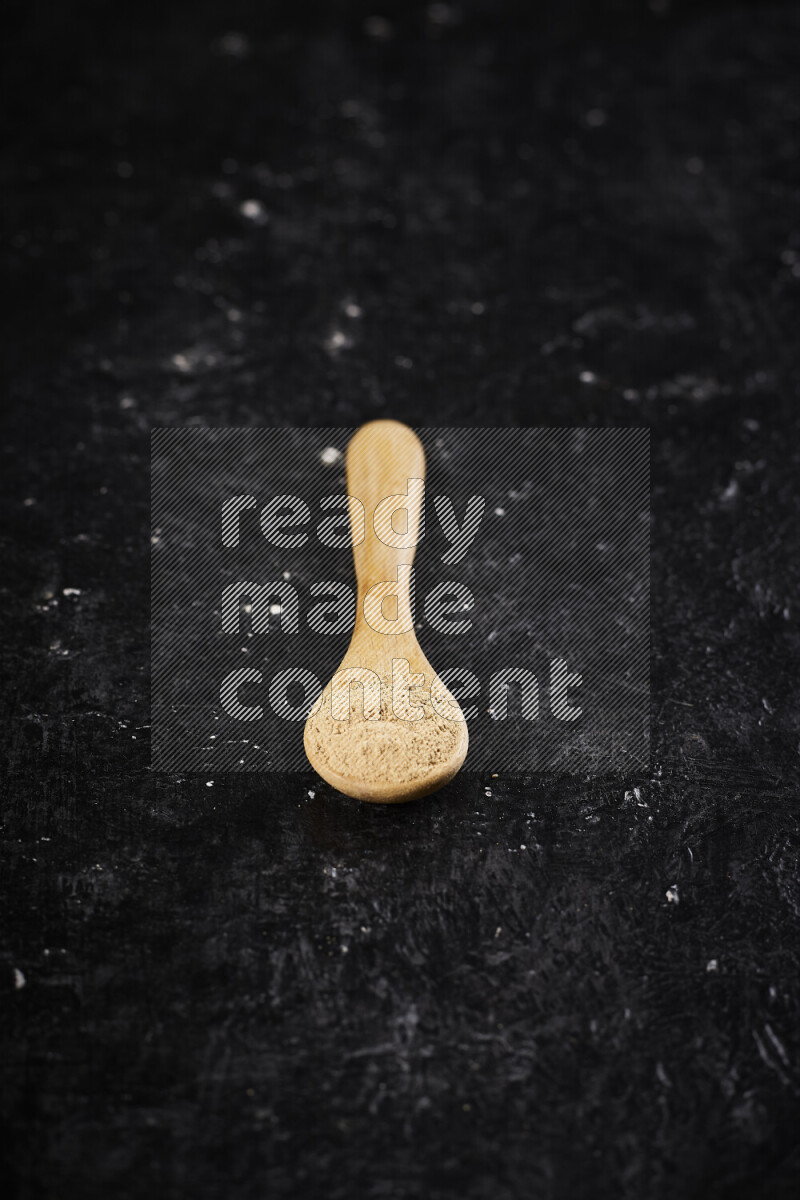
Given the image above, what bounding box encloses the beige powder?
[305,673,462,785]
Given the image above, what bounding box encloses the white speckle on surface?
[320,446,342,466]
[340,945,349,954]
[218,31,250,57]
[227,308,242,323]
[344,302,362,318]
[428,2,456,24]
[666,885,679,905]
[282,570,291,580]
[308,790,315,799]
[494,507,505,517]
[706,959,718,972]
[719,479,739,503]
[656,1061,671,1087]
[171,353,191,372]
[579,370,598,384]
[62,588,82,596]
[13,968,26,990]
[494,927,502,938]
[364,15,394,39]
[269,603,282,615]
[325,329,352,353]
[484,787,492,797]
[23,497,36,506]
[119,395,135,409]
[239,198,267,222]
[206,781,214,788]
[520,844,527,850]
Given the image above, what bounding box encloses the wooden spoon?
[304,420,469,802]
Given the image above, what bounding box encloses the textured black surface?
[2,2,800,1197]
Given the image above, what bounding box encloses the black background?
[2,1,799,1197]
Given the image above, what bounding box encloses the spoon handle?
[346,421,426,608]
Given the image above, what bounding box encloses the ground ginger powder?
[305,673,462,785]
